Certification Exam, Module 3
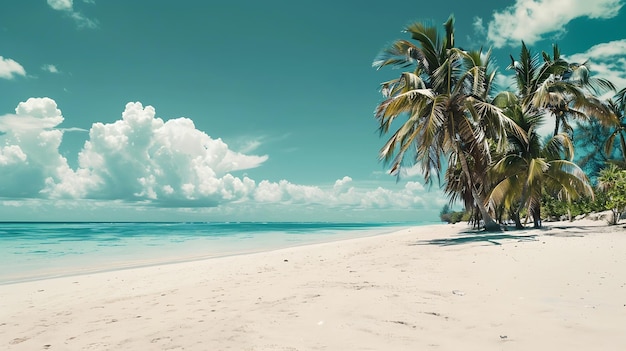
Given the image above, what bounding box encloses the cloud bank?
[485,0,624,48]
[0,99,433,212]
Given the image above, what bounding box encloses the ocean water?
[0,221,425,284]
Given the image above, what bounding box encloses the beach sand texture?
[1,220,625,350]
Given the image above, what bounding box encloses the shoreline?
[2,220,625,350]
[0,223,415,286]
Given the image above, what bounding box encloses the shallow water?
[0,221,427,284]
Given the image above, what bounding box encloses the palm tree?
[604,88,626,163]
[490,94,593,228]
[508,43,616,137]
[373,15,523,231]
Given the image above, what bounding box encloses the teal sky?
[0,0,624,222]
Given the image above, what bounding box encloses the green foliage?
[597,164,626,225]
[541,192,606,221]
[574,119,612,182]
[541,193,569,220]
[570,194,607,216]
[439,205,466,224]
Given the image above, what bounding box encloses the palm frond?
[543,133,574,161]
[372,40,422,70]
[527,158,548,185]
[545,160,593,198]
[570,94,617,126]
[375,88,434,122]
[404,22,440,72]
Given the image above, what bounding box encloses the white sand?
[1,220,625,350]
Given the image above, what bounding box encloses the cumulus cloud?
[74,102,267,206]
[0,56,26,79]
[0,98,78,198]
[47,0,98,29]
[486,0,624,48]
[333,176,353,193]
[0,98,437,213]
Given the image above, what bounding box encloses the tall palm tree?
[490,94,593,228]
[508,43,616,137]
[604,88,626,163]
[373,15,523,231]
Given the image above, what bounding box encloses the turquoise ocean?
[0,221,429,284]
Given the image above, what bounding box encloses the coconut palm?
[604,88,626,163]
[373,16,523,231]
[508,43,616,137]
[490,95,593,228]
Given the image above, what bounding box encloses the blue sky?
[0,0,625,222]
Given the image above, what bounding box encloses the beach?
[1,220,625,350]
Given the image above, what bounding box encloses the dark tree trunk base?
[483,220,502,232]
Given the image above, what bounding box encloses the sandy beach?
[1,220,625,350]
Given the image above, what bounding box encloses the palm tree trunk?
[455,145,500,231]
[512,211,523,229]
[554,117,560,136]
[531,203,542,228]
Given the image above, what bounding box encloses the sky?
[0,0,625,222]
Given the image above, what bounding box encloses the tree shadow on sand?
[414,232,538,246]
[415,223,601,246]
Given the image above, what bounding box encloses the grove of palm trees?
[373,15,626,230]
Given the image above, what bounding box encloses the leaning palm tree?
[508,43,616,137]
[373,15,523,231]
[490,94,593,228]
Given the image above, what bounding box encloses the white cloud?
[472,17,486,37]
[0,97,64,133]
[254,178,428,210]
[0,56,26,79]
[69,11,98,29]
[333,176,352,193]
[47,0,73,11]
[0,145,27,166]
[47,0,98,29]
[0,99,267,203]
[41,64,59,74]
[358,182,426,209]
[0,98,442,215]
[75,102,266,205]
[238,139,262,153]
[0,98,78,198]
[487,0,624,48]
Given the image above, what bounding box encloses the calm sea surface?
[0,222,429,284]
